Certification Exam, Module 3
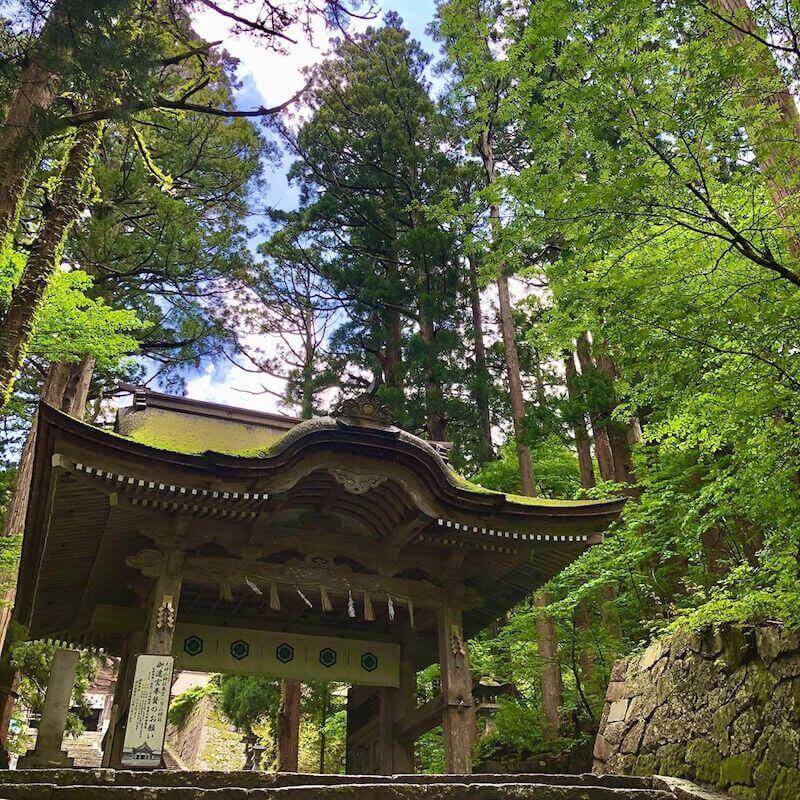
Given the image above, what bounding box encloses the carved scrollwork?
[333,392,395,425]
[329,468,387,495]
[126,549,164,578]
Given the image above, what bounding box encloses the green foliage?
[473,437,582,499]
[215,673,281,735]
[474,700,581,767]
[168,682,217,729]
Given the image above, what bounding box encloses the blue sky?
[182,1,442,411]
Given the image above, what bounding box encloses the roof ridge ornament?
[333,390,396,428]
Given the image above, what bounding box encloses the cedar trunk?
[535,591,563,735]
[575,332,616,482]
[708,0,800,260]
[595,342,636,484]
[564,353,596,489]
[278,678,301,771]
[467,254,493,461]
[0,120,103,407]
[419,310,447,441]
[478,128,537,496]
[0,0,73,249]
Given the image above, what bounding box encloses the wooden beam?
[393,694,444,743]
[379,655,416,774]
[146,549,184,655]
[382,513,431,559]
[89,605,147,636]
[127,550,481,610]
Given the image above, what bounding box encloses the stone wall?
[164,695,245,770]
[593,623,800,800]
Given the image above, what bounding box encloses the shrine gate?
[11,387,623,773]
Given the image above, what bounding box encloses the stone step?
[0,783,676,800]
[0,771,655,790]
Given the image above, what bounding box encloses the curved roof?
[15,399,625,651]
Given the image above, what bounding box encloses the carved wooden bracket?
[329,468,387,495]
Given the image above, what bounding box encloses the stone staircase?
[64,731,104,769]
[0,771,724,799]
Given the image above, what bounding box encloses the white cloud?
[185,352,288,414]
[192,3,369,107]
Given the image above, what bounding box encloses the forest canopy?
[1,0,799,773]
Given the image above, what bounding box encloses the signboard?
[172,623,400,687]
[121,655,174,768]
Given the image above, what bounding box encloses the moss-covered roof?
[117,406,288,457]
[115,406,615,510]
[446,470,613,508]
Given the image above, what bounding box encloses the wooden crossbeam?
[126,550,482,610]
[393,694,445,742]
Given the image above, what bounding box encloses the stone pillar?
[277,677,301,772]
[437,600,475,774]
[378,655,416,775]
[535,591,563,735]
[18,648,79,768]
[0,660,19,768]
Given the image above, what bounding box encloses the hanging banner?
[121,655,174,768]
[172,623,400,687]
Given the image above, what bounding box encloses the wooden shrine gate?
[9,387,623,773]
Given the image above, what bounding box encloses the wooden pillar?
[146,550,184,656]
[18,649,79,768]
[378,655,416,775]
[277,677,301,772]
[102,630,145,768]
[437,601,475,774]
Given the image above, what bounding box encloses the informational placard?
[121,655,174,768]
[172,623,400,687]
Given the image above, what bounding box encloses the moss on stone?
[768,767,800,800]
[720,753,756,787]
[632,753,658,775]
[730,788,758,800]
[656,743,687,777]
[686,738,721,784]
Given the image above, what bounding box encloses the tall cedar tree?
[278,16,463,439]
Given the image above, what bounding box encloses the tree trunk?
[467,254,493,462]
[497,275,537,495]
[62,353,95,418]
[707,0,800,259]
[419,310,446,441]
[535,591,562,735]
[595,342,636,484]
[0,0,73,252]
[563,352,596,489]
[477,128,537,496]
[300,307,315,421]
[0,356,85,750]
[383,309,403,392]
[575,332,616,482]
[0,120,103,408]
